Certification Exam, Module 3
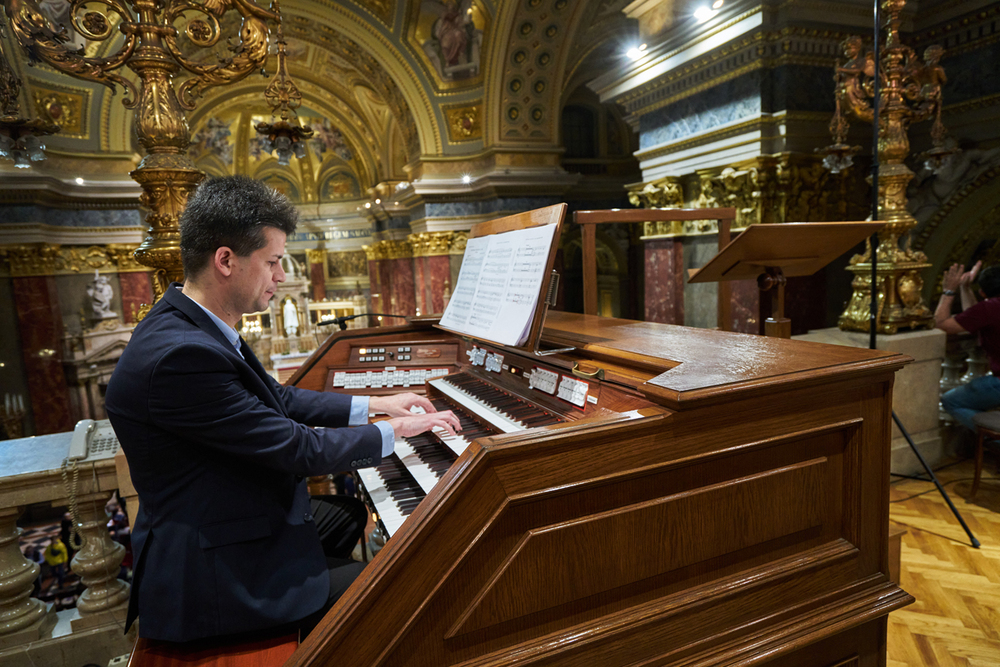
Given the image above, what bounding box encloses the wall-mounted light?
[75,177,84,185]
[461,174,472,184]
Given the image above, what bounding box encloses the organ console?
[284,310,913,666]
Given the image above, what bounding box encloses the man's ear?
[214,247,236,277]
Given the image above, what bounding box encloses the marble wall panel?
[309,262,325,301]
[413,256,428,315]
[119,272,153,324]
[729,279,761,335]
[12,276,73,434]
[389,258,416,317]
[944,41,1000,104]
[368,260,382,313]
[644,238,684,325]
[640,72,762,150]
[682,237,719,329]
[0,206,141,226]
[427,256,452,315]
[423,197,560,219]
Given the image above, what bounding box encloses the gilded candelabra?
[2,0,280,310]
[826,0,953,334]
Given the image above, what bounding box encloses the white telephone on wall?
[67,419,121,463]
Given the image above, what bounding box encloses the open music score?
[437,204,565,348]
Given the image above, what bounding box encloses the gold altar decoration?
[3,0,280,308]
[0,19,59,167]
[254,18,312,165]
[826,0,952,334]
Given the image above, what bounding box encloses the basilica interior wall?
[1,0,998,436]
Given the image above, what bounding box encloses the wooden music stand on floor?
[689,221,885,338]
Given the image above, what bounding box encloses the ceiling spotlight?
[626,43,647,60]
[75,177,84,185]
[461,174,472,184]
[712,0,724,8]
[694,6,716,22]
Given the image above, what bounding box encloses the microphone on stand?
[316,313,407,331]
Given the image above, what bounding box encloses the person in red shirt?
[936,261,1000,429]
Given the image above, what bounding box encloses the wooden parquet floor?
[887,457,1000,666]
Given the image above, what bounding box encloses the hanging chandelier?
[0,22,58,168]
[254,15,312,166]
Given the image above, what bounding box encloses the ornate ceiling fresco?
[1,0,637,204]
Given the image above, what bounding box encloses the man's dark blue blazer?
[106,285,383,642]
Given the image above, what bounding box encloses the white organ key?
[428,377,525,434]
[432,427,470,458]
[360,467,407,536]
[393,438,440,495]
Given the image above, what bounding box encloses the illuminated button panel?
[357,346,414,363]
[333,367,450,389]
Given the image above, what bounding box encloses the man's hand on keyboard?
[369,392,436,417]
[386,410,462,438]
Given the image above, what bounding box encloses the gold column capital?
[305,248,327,265]
[0,244,62,277]
[409,231,454,257]
[363,240,412,261]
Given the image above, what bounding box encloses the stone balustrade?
[0,431,133,666]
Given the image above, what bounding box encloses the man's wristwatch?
[943,289,957,297]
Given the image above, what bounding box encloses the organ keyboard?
[362,373,565,538]
[285,312,913,667]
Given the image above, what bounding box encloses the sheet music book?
[438,223,558,346]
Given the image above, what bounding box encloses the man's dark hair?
[180,176,298,278]
[979,265,1000,298]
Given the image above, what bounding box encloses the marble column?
[0,507,56,647]
[410,232,456,317]
[118,272,153,325]
[643,237,684,325]
[66,492,129,630]
[363,241,415,320]
[305,248,327,302]
[12,273,73,435]
[390,256,416,317]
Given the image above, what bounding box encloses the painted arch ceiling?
[2,0,635,204]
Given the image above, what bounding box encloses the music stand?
[689,221,885,338]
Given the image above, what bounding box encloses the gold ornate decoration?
[824,0,949,334]
[254,18,313,166]
[3,0,280,305]
[0,243,154,275]
[107,243,150,271]
[409,231,454,257]
[449,231,467,254]
[0,19,59,166]
[326,250,367,277]
[361,239,412,261]
[444,103,481,142]
[31,86,85,136]
[304,247,327,265]
[0,243,61,276]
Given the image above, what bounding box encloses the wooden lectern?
[689,221,885,338]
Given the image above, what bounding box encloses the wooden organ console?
[283,312,913,667]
